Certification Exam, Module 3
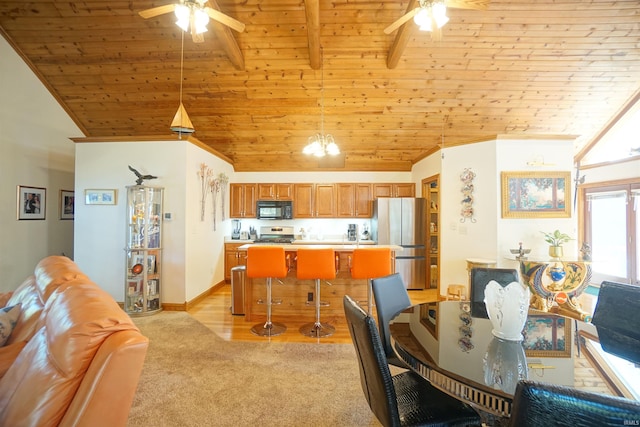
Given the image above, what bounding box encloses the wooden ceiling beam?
[208,0,245,70]
[304,0,322,69]
[387,0,419,69]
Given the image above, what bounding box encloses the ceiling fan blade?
[138,4,176,19]
[204,7,246,32]
[445,0,490,10]
[384,8,420,35]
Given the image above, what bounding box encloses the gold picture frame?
[522,314,572,358]
[501,171,571,218]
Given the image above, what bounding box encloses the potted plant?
[541,229,572,259]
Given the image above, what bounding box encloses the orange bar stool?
[296,248,337,338]
[350,248,392,314]
[246,246,288,337]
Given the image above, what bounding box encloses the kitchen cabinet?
[224,242,247,282]
[230,184,257,218]
[257,183,293,200]
[372,183,415,198]
[293,183,336,218]
[336,183,372,218]
[124,185,163,316]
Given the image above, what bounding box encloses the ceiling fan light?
[175,4,190,31]
[413,8,430,27]
[194,8,209,34]
[432,2,449,28]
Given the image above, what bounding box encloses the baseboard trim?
[160,279,227,312]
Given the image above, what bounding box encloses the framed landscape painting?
[501,171,571,218]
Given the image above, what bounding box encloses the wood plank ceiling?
[1,0,638,172]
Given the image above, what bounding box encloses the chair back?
[509,380,640,427]
[296,248,336,280]
[371,273,411,360]
[350,248,392,279]
[343,295,400,426]
[592,281,640,364]
[246,246,287,279]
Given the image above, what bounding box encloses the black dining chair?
[371,273,412,368]
[508,380,640,427]
[343,295,482,427]
[591,280,640,364]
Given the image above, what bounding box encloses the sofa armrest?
[0,341,26,379]
[59,330,149,427]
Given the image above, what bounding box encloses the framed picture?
[17,185,46,220]
[59,190,74,220]
[85,189,117,205]
[522,314,572,358]
[501,171,571,218]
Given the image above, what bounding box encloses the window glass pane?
[590,195,627,278]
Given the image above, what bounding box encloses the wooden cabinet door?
[395,183,416,197]
[230,184,244,218]
[355,183,372,217]
[315,184,336,217]
[224,243,245,282]
[336,183,356,217]
[257,184,276,200]
[372,183,393,198]
[275,184,293,200]
[243,184,257,217]
[230,184,257,218]
[293,184,314,218]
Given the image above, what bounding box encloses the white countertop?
[292,239,375,245]
[237,243,402,251]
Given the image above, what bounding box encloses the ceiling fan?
[384,0,489,38]
[139,0,245,43]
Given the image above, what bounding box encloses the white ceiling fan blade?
[139,4,176,19]
[204,7,246,32]
[384,8,420,34]
[445,0,490,10]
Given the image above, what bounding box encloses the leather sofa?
[0,255,149,426]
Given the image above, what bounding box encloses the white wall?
[0,37,82,290]
[412,137,577,297]
[74,140,234,303]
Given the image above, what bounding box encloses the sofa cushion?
[34,256,89,302]
[0,293,12,309]
[5,276,42,346]
[0,341,26,379]
[0,305,20,347]
[0,282,140,426]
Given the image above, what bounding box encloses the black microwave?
[256,200,293,220]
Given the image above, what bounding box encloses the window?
[583,183,639,285]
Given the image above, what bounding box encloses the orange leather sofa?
[0,255,149,426]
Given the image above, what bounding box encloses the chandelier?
[303,54,340,157]
[413,0,449,33]
[174,1,210,35]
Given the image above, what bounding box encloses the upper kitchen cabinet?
[336,183,372,218]
[257,183,293,201]
[293,183,336,218]
[230,184,257,218]
[373,183,416,198]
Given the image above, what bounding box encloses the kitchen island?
[236,243,401,324]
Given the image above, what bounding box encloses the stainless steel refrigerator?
[372,198,426,289]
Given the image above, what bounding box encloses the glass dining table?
[389,300,640,425]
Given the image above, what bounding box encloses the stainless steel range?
[253,226,295,244]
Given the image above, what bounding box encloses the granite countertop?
[292,239,375,245]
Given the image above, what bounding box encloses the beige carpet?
[128,311,379,427]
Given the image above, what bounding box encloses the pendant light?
[170,31,195,137]
[303,50,339,157]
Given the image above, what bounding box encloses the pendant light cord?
[320,47,324,136]
[179,31,185,138]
